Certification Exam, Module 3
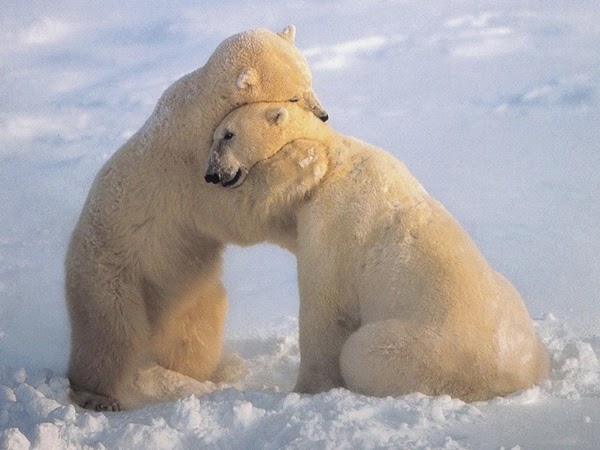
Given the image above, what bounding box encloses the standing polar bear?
[65,26,328,411]
[205,102,549,401]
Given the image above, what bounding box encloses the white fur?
[66,27,327,411]
[208,102,549,402]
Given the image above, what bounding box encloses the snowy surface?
[1,1,599,448]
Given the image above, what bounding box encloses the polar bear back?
[298,136,545,377]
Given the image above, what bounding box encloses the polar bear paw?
[70,388,120,412]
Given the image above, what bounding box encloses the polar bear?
[66,26,328,411]
[205,102,549,401]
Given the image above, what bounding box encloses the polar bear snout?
[304,90,328,122]
[204,166,246,189]
[204,172,221,184]
[206,140,249,188]
[222,168,244,188]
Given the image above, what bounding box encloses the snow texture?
[1,0,599,448]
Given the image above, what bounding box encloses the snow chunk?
[13,368,27,385]
[1,385,16,402]
[537,315,600,399]
[31,423,62,450]
[233,400,266,428]
[1,428,30,450]
[48,404,77,424]
[108,423,182,450]
[76,412,109,435]
[168,396,205,431]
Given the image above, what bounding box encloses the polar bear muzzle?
[204,167,245,188]
[303,90,328,122]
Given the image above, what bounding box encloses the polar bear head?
[208,26,328,122]
[205,102,330,188]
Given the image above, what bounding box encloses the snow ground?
[1,1,599,448]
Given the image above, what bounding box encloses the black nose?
[320,113,329,122]
[205,173,221,184]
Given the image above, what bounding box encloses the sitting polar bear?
[205,102,549,401]
[65,26,328,411]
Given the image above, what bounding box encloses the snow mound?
[1,317,599,449]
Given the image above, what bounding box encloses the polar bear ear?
[278,25,296,44]
[266,107,289,125]
[237,68,258,89]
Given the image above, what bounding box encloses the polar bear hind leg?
[339,319,501,402]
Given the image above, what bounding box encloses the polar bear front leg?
[294,261,354,394]
[67,274,149,411]
[294,309,347,393]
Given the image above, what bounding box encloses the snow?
[1,0,599,448]
[1,317,600,448]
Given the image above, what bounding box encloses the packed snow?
[1,1,599,448]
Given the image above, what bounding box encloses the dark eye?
[289,97,299,103]
[223,131,234,140]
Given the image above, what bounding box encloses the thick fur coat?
[66,26,327,411]
[206,102,549,402]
